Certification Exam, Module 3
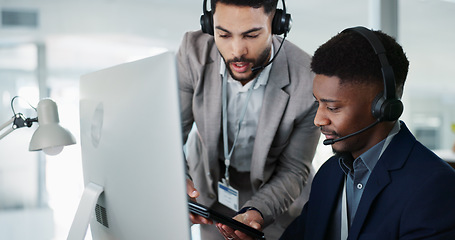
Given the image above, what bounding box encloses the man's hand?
[187,178,213,225]
[216,209,264,240]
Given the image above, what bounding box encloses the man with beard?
[177,0,320,239]
[280,27,455,240]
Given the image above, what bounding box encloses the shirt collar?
[219,44,274,89]
[339,121,401,174]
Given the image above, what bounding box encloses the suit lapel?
[202,46,223,180]
[348,122,415,239]
[348,162,391,239]
[307,159,346,239]
[250,37,290,182]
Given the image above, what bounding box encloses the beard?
[224,46,271,82]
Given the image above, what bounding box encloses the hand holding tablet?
[188,200,265,239]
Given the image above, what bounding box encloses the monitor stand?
[67,182,104,240]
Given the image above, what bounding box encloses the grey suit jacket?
[177,30,320,227]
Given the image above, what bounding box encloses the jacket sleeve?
[176,31,196,145]
[279,203,308,239]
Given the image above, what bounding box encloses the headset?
[200,0,291,36]
[323,26,404,145]
[344,26,404,122]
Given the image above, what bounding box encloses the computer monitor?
[68,51,191,240]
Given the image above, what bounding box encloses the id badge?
[218,181,239,211]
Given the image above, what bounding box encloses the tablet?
[188,201,266,240]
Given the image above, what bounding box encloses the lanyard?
[222,71,259,186]
[341,177,348,240]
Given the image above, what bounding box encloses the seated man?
[280,26,455,240]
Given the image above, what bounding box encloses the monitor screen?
[70,51,191,240]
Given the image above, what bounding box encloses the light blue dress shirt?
[329,121,401,240]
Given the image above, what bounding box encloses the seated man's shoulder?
[410,142,455,177]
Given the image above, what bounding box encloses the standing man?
[178,0,320,239]
[280,27,455,239]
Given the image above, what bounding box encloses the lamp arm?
[0,117,15,140]
[0,113,37,140]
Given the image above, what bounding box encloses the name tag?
[218,181,239,211]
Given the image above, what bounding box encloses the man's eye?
[327,107,338,111]
[219,35,230,38]
[245,35,258,39]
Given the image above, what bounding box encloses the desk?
[433,149,455,169]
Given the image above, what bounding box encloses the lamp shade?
[29,98,76,155]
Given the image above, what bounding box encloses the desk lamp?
[0,97,76,155]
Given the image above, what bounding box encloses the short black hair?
[211,0,278,15]
[311,28,409,96]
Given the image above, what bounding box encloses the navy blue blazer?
[280,122,455,240]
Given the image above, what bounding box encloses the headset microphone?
[323,120,380,145]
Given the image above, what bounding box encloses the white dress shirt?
[219,47,273,172]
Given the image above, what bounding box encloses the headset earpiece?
[272,8,291,35]
[343,26,403,122]
[200,0,214,35]
[371,92,404,122]
[201,0,291,36]
[200,11,213,35]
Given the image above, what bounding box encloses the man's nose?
[231,38,247,59]
[314,108,330,127]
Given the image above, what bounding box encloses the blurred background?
[0,0,454,239]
